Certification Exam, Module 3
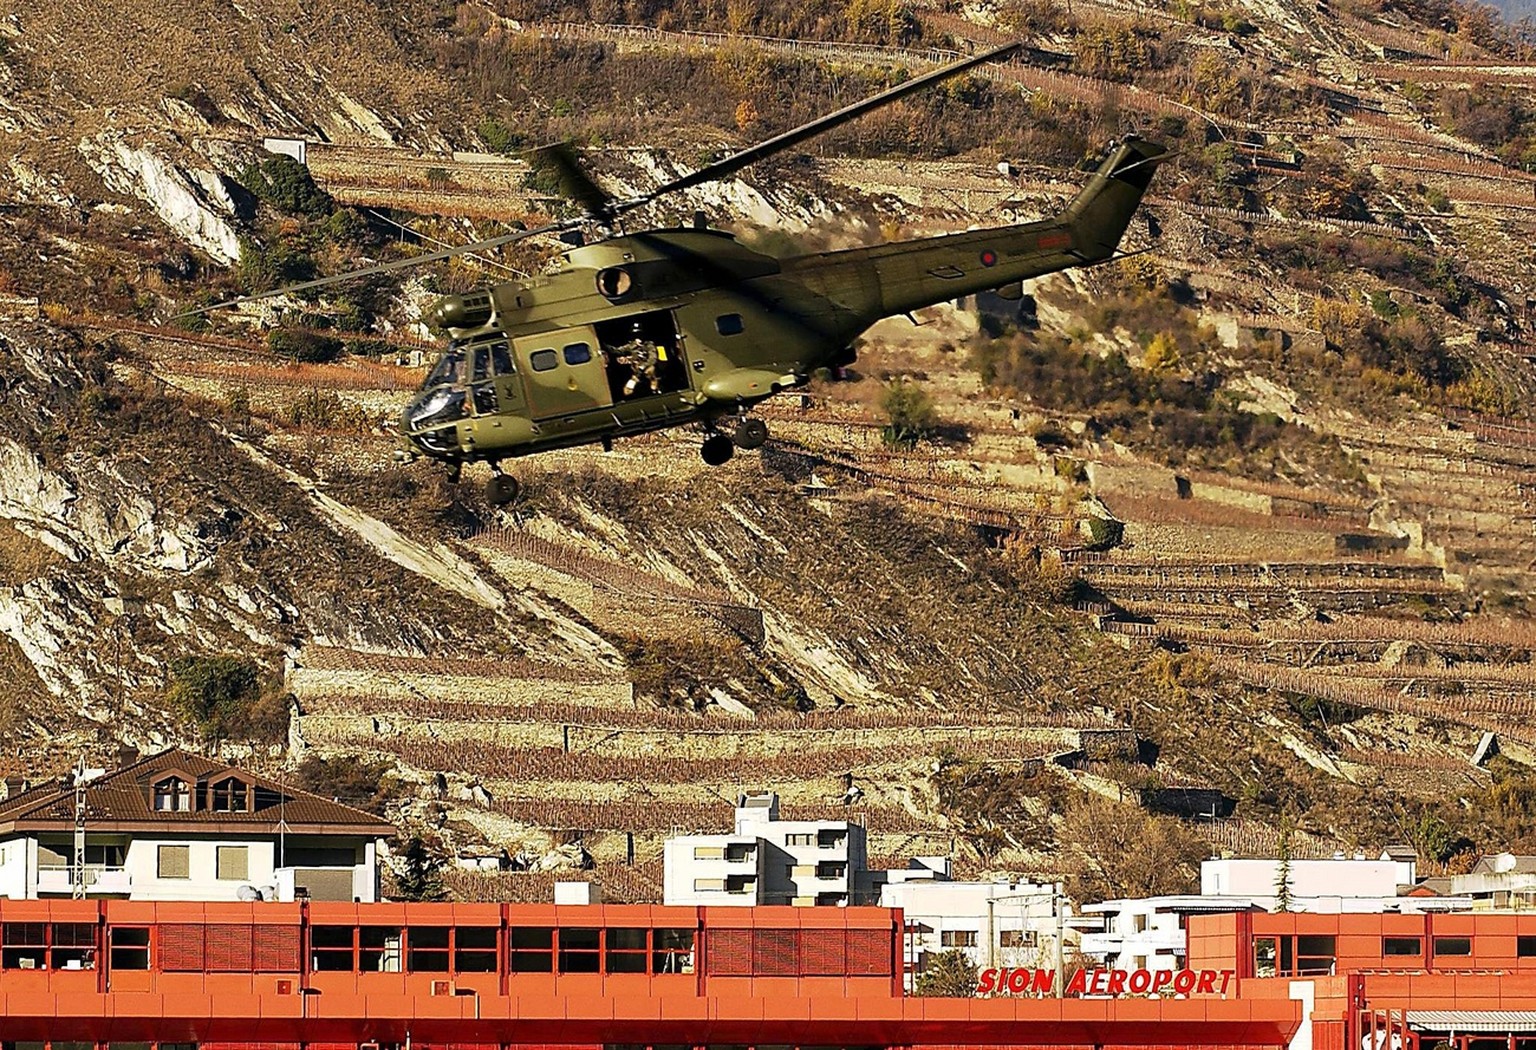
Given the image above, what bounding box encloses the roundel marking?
[980,249,998,267]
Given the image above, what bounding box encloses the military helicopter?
[191,43,1165,506]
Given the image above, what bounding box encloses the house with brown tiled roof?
[0,748,395,902]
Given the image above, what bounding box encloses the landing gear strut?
[700,432,735,466]
[486,471,520,506]
[733,417,768,450]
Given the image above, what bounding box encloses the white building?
[0,748,394,902]
[663,792,869,906]
[1083,856,1469,971]
[880,878,1073,990]
[1449,854,1536,907]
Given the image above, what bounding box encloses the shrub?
[167,655,289,744]
[880,378,938,449]
[269,329,344,363]
[236,237,316,293]
[294,754,402,814]
[289,389,372,430]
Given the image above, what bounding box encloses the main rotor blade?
[617,41,1021,213]
[172,220,574,319]
[533,143,617,220]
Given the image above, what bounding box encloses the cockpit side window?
[472,347,491,382]
[492,343,515,376]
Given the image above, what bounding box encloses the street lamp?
[985,885,1068,996]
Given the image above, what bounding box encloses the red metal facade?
[0,900,1298,1050]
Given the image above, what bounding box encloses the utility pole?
[72,755,87,900]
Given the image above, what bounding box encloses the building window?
[311,926,355,971]
[693,845,724,860]
[455,927,498,973]
[1384,936,1422,957]
[510,927,554,972]
[724,843,755,862]
[153,778,190,812]
[1433,936,1472,957]
[359,926,402,972]
[216,846,249,881]
[816,861,847,879]
[654,928,695,974]
[1000,929,1037,948]
[157,845,190,879]
[1296,935,1337,975]
[606,928,648,973]
[941,930,978,948]
[1254,936,1277,978]
[558,928,601,973]
[108,927,150,970]
[407,927,450,972]
[1519,936,1536,958]
[785,833,814,847]
[50,923,96,969]
[817,830,846,848]
[1,922,46,969]
[210,778,248,812]
[693,878,725,892]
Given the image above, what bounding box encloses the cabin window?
[407,927,450,972]
[157,845,190,879]
[492,342,515,375]
[360,926,402,972]
[472,384,497,414]
[654,928,695,974]
[509,927,554,972]
[1383,936,1422,957]
[564,342,593,366]
[108,927,150,970]
[605,928,648,973]
[154,777,190,812]
[716,313,745,336]
[210,777,247,812]
[456,927,499,973]
[311,926,355,971]
[1434,936,1472,957]
[216,846,249,881]
[472,346,492,382]
[558,928,601,973]
[530,349,558,372]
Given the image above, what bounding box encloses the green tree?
[240,155,332,217]
[394,835,448,901]
[881,378,938,449]
[1274,821,1294,912]
[914,949,979,996]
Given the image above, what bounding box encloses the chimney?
[2,776,25,799]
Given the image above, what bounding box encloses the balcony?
[36,865,131,895]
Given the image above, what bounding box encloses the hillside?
[0,0,1534,894]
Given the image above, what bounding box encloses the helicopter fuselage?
[401,137,1164,469]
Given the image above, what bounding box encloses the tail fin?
[1064,137,1167,262]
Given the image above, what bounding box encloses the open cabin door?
[514,325,614,420]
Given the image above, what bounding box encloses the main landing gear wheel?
[733,417,769,450]
[700,433,735,466]
[486,474,520,506]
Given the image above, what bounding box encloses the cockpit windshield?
[422,349,463,391]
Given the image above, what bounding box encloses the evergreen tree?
[914,949,980,997]
[394,836,448,902]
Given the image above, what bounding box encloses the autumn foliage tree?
[1058,793,1208,902]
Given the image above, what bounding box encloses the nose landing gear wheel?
[733,417,768,450]
[700,433,735,466]
[486,474,521,506]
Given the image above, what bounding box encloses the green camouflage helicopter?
[195,43,1165,505]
